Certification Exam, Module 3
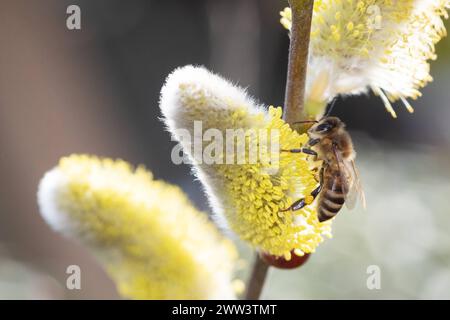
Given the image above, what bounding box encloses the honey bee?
[281,116,366,222]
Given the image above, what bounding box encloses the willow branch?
[283,0,315,130]
[245,254,269,300]
[244,0,314,301]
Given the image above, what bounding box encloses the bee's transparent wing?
[333,145,366,210]
[344,160,366,210]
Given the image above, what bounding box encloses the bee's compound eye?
[260,250,310,269]
[316,122,333,132]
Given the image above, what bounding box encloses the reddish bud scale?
[260,251,310,269]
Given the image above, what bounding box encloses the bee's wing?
[332,145,366,210]
[344,160,366,210]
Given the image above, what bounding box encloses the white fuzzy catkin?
[160,66,331,259]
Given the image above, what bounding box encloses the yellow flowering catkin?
[281,0,450,117]
[37,155,237,299]
[160,66,332,259]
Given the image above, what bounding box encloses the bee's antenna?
[323,97,338,118]
[292,120,319,125]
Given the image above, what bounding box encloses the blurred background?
[0,0,449,299]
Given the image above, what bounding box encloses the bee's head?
[308,116,343,138]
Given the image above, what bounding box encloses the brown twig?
[244,0,315,301]
[244,254,269,300]
[283,0,315,130]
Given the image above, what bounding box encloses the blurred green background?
[0,0,449,299]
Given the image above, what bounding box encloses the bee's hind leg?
[311,167,324,197]
[280,167,324,212]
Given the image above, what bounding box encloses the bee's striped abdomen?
[317,172,346,222]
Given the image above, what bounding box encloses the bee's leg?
[311,167,324,197]
[307,139,321,162]
[279,198,307,212]
[281,167,324,212]
[281,148,317,156]
[281,147,319,163]
[307,138,320,146]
